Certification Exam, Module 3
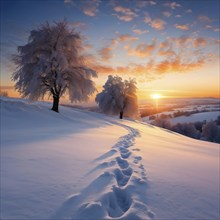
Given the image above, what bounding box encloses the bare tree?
[12,21,97,112]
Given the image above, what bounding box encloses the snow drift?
[1,97,219,219]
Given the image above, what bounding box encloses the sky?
[0,0,219,101]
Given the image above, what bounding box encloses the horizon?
[0,0,219,100]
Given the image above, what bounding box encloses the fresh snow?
[143,111,220,125]
[1,97,219,220]
[169,111,220,124]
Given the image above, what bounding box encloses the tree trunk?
[119,111,123,119]
[52,95,59,112]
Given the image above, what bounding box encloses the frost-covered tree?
[96,75,139,119]
[202,121,218,142]
[171,122,200,139]
[151,118,172,129]
[12,21,97,112]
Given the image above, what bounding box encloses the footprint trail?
[52,124,154,220]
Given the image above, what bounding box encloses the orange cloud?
[117,34,139,42]
[172,36,192,47]
[159,40,170,49]
[155,57,205,74]
[82,0,101,16]
[144,14,166,30]
[193,37,207,48]
[114,6,137,22]
[158,49,176,57]
[151,18,166,30]
[86,35,217,84]
[144,13,151,24]
[126,39,157,58]
[92,64,115,75]
[98,47,114,61]
[132,29,149,35]
[175,24,190,30]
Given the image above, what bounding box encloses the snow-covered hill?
[1,97,219,220]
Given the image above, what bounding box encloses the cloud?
[144,14,166,30]
[193,38,207,48]
[175,24,190,30]
[205,25,220,32]
[198,15,212,23]
[126,39,157,58]
[151,18,166,30]
[159,40,170,50]
[158,49,176,57]
[185,9,192,13]
[158,39,176,57]
[87,35,217,84]
[155,57,205,75]
[164,2,181,9]
[89,62,157,81]
[172,36,192,46]
[136,0,157,8]
[97,34,138,61]
[63,0,100,16]
[132,29,149,35]
[169,36,213,49]
[175,14,182,18]
[82,0,101,16]
[114,5,137,22]
[136,0,147,8]
[143,13,151,24]
[90,55,206,82]
[162,11,172,17]
[148,1,157,5]
[98,47,114,61]
[70,21,87,29]
[117,34,139,42]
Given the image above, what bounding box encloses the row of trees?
[12,21,138,119]
[151,117,220,143]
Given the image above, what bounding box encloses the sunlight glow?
[151,93,162,100]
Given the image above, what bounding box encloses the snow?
[1,97,219,220]
[170,111,220,124]
[143,110,220,124]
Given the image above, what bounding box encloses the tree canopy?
[12,21,97,112]
[96,75,139,119]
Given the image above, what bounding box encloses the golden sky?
[1,0,219,101]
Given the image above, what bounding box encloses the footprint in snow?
[116,156,129,169]
[133,156,142,164]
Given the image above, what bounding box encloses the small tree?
[96,75,139,119]
[12,21,97,112]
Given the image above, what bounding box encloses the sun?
[151,93,162,99]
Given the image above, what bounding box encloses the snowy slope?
[1,97,219,220]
